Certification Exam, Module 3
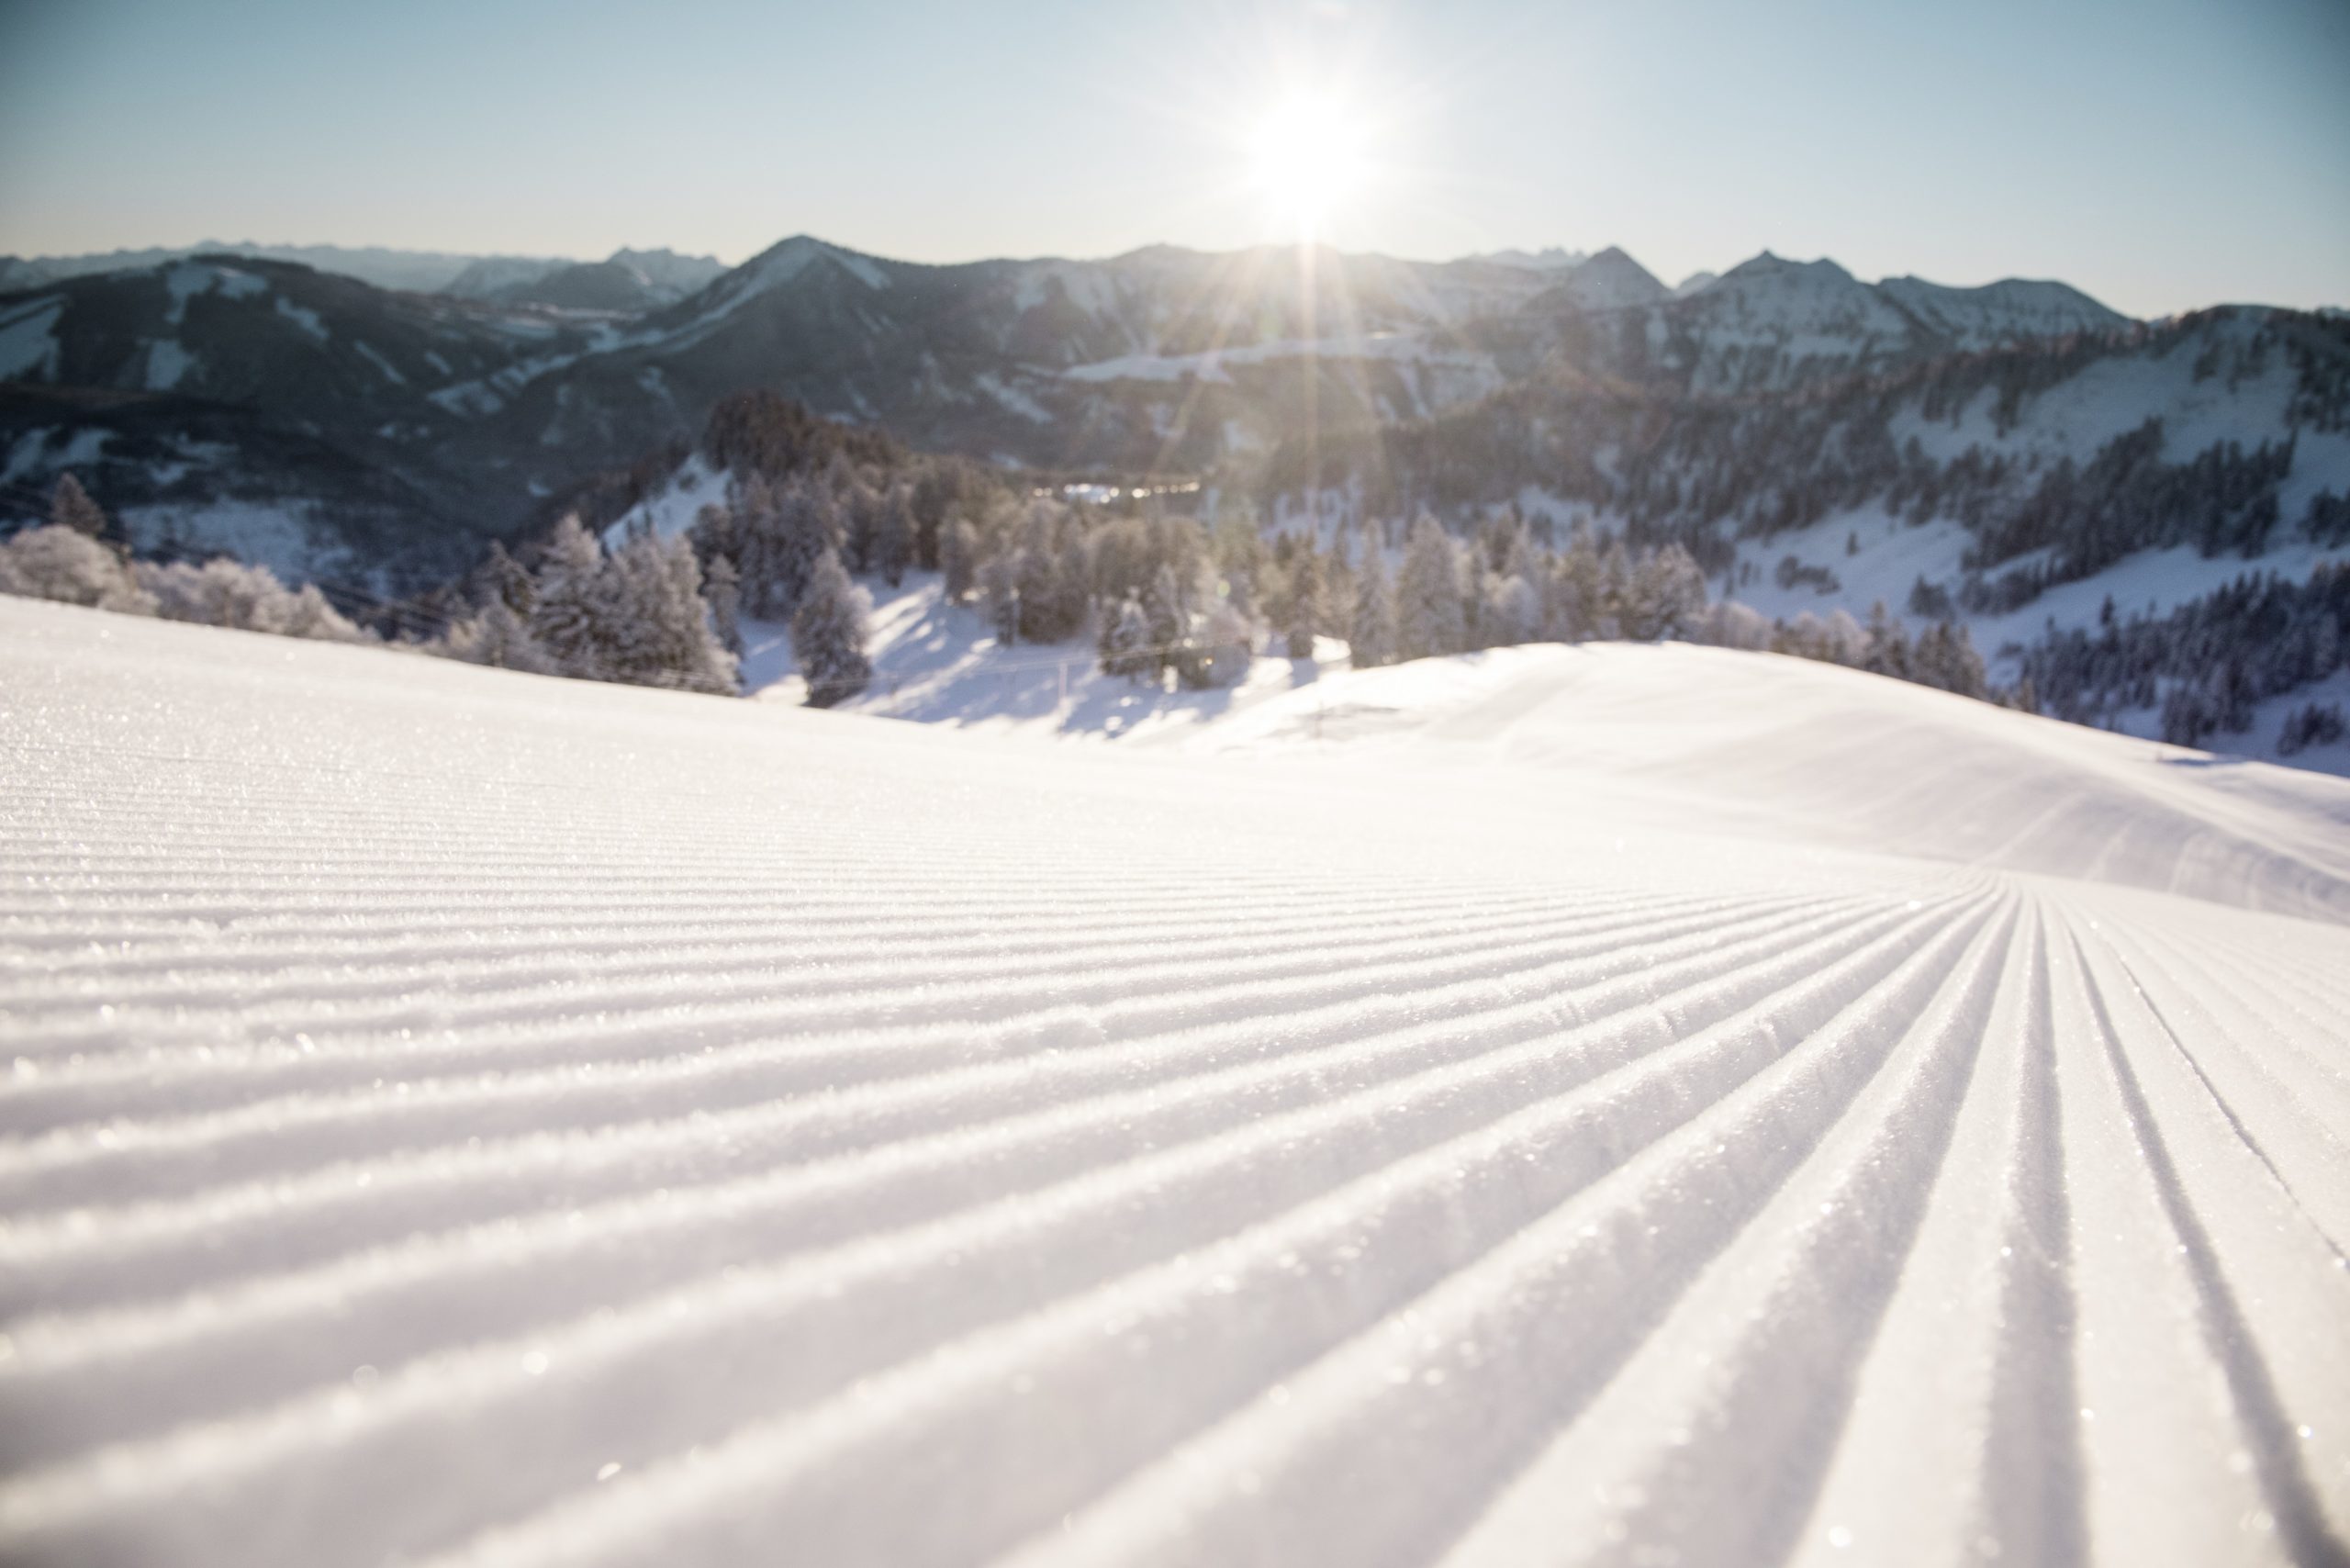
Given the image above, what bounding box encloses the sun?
[1246,92,1372,240]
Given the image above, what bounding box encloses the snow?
[1012,261,1125,319]
[144,338,196,391]
[598,453,722,548]
[1725,500,2350,763]
[2,595,2347,1568]
[1888,331,2305,467]
[1876,274,2128,343]
[0,297,63,380]
[972,371,1054,424]
[353,341,407,385]
[736,576,1321,740]
[162,262,265,326]
[274,295,328,342]
[1063,332,1495,392]
[1,429,56,485]
[117,498,330,584]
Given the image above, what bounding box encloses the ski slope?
[3,596,2348,1568]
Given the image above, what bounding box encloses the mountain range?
[0,241,725,301]
[0,233,2339,652]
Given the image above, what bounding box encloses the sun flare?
[1246,93,1372,239]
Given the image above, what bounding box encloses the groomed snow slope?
[2,598,2348,1568]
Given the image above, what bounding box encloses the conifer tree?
[49,474,107,541]
[870,486,914,588]
[528,515,612,680]
[1625,544,1707,640]
[446,600,556,674]
[704,554,744,655]
[0,522,154,613]
[1396,514,1466,660]
[1349,549,1397,668]
[1863,601,1913,681]
[943,519,979,604]
[1142,563,1190,675]
[1278,546,1322,657]
[1098,593,1155,680]
[479,542,533,615]
[596,532,737,694]
[773,479,844,618]
[791,547,872,708]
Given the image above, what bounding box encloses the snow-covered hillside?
[5,596,2347,1568]
[713,569,2350,779]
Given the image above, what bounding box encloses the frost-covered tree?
[1909,620,1987,699]
[528,515,612,680]
[49,474,108,541]
[139,557,368,641]
[981,548,1023,644]
[1180,599,1255,689]
[0,525,155,613]
[772,478,844,618]
[476,542,533,615]
[1142,563,1190,669]
[942,519,979,604]
[2277,701,2345,756]
[1480,568,1539,648]
[443,599,556,674]
[1272,546,1320,658]
[1349,549,1397,668]
[1098,592,1155,680]
[704,554,744,655]
[1862,601,1913,681]
[791,548,872,708]
[869,486,914,588]
[1693,599,1774,651]
[599,531,739,694]
[1622,544,1708,641]
[1545,523,1606,641]
[1395,514,1466,660]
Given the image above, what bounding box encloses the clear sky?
[1,0,2343,317]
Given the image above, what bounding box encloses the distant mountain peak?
[1720,251,1859,287]
[1533,246,1669,310]
[1482,246,1590,272]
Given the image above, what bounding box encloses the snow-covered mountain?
[1273,301,2349,702]
[449,248,729,312]
[1474,245,1591,271]
[0,241,572,296]
[4,593,2347,1567]
[1526,245,1672,311]
[1516,251,2131,397]
[0,230,2184,595]
[0,255,611,586]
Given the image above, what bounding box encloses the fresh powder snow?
[1,595,2346,1568]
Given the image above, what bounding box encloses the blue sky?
[0,0,2343,316]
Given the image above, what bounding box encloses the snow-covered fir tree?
[0,524,154,613]
[791,547,872,708]
[942,519,979,605]
[444,599,556,674]
[599,531,738,694]
[1349,550,1397,668]
[1277,547,1322,658]
[1098,592,1155,681]
[704,554,744,655]
[1396,514,1467,660]
[868,486,914,588]
[49,474,108,541]
[528,515,612,680]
